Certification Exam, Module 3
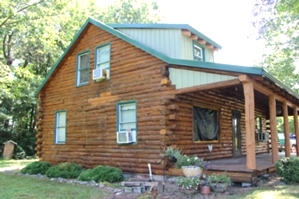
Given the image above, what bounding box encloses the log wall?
[166,88,268,161]
[36,24,174,174]
[36,23,269,175]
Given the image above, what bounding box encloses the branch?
[0,0,45,28]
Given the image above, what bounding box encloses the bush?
[46,162,82,179]
[78,165,124,183]
[276,157,299,183]
[13,145,26,159]
[21,161,52,175]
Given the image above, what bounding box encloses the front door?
[232,110,242,156]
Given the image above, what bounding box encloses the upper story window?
[193,44,205,61]
[95,43,111,75]
[55,111,66,144]
[76,51,90,86]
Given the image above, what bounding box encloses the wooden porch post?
[269,95,279,163]
[293,106,299,156]
[283,101,290,157]
[242,81,256,169]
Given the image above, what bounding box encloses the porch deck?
[168,153,297,183]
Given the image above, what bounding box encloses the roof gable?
[34,17,299,100]
[109,23,222,50]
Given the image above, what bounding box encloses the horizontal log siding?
[37,24,173,174]
[172,89,268,160]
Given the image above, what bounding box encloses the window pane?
[121,104,135,111]
[120,123,136,131]
[97,62,110,69]
[79,69,89,83]
[79,54,89,69]
[193,106,218,141]
[97,45,110,64]
[57,128,66,142]
[57,112,66,126]
[194,45,203,61]
[121,110,135,122]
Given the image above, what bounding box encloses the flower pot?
[210,182,228,193]
[200,185,211,195]
[181,166,203,177]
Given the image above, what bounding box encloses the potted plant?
[207,172,231,193]
[176,176,200,195]
[165,146,182,163]
[176,155,208,177]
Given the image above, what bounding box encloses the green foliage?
[252,0,299,93]
[207,172,231,185]
[21,161,52,175]
[98,0,160,23]
[176,176,200,190]
[175,155,208,169]
[276,157,299,183]
[78,165,124,183]
[46,162,82,179]
[13,145,26,159]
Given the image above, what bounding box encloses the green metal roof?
[34,17,299,100]
[109,23,222,49]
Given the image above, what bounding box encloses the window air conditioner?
[116,131,136,144]
[93,68,106,81]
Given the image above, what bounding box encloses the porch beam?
[269,95,279,163]
[238,75,293,107]
[174,79,240,95]
[283,101,291,157]
[241,79,256,170]
[293,106,299,156]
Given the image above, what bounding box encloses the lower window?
[55,111,66,144]
[193,106,219,141]
[116,101,137,144]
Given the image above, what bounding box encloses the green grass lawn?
[0,158,37,170]
[0,172,108,199]
[1,159,299,199]
[228,186,299,199]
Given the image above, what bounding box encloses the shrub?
[46,162,82,179]
[21,161,52,175]
[276,157,299,183]
[78,165,124,183]
[13,145,26,159]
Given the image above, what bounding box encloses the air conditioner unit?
[116,131,136,144]
[93,68,106,81]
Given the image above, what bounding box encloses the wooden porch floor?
[168,153,297,183]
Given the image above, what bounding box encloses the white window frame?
[55,111,66,144]
[76,51,90,86]
[117,101,137,132]
[193,44,204,61]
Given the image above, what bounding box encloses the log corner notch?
[161,65,171,86]
[239,75,256,170]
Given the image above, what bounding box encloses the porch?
[168,153,297,183]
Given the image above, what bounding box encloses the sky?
[158,0,263,66]
[99,0,264,66]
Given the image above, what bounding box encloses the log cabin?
[35,17,299,182]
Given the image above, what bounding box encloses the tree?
[0,0,161,157]
[252,0,299,92]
